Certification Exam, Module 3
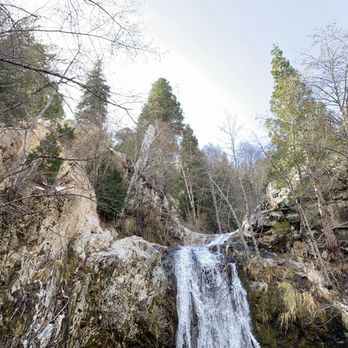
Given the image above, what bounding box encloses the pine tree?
[267,46,335,177]
[76,60,111,128]
[114,127,138,163]
[270,45,296,115]
[178,125,212,229]
[135,78,184,195]
[266,45,339,254]
[179,125,200,224]
[0,24,64,126]
[137,78,184,133]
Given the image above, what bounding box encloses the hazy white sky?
[109,0,348,147]
[21,0,348,147]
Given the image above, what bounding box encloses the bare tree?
[208,174,250,254]
[303,24,348,136]
[0,0,151,224]
[0,0,150,124]
[257,138,332,284]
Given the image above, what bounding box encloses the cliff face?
[1,121,347,347]
[81,236,176,347]
[0,158,177,347]
[231,184,348,347]
[0,123,178,347]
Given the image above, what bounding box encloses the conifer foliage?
[138,78,184,133]
[134,78,184,195]
[178,125,209,227]
[77,60,111,128]
[267,45,340,255]
[0,21,64,126]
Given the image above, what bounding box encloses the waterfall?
[174,233,259,348]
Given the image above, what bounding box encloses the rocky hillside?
[0,120,210,347]
[0,120,347,347]
[230,187,348,347]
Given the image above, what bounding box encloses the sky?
[108,0,348,147]
[18,0,348,148]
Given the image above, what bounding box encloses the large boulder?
[0,119,50,190]
[228,250,348,347]
[68,237,176,347]
[0,158,177,347]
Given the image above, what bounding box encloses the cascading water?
[174,233,260,348]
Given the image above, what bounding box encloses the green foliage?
[76,60,111,128]
[137,78,184,133]
[114,127,138,163]
[57,122,76,141]
[270,45,296,115]
[27,123,75,185]
[181,125,199,161]
[272,220,291,234]
[177,125,200,219]
[0,22,64,126]
[135,78,184,196]
[180,125,206,189]
[95,166,127,220]
[45,92,65,122]
[266,44,345,253]
[175,124,216,230]
[266,45,334,176]
[29,131,63,185]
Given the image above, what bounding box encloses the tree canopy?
[137,78,184,133]
[76,60,111,128]
[0,21,64,126]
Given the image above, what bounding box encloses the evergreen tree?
[114,127,138,163]
[95,165,127,220]
[177,125,212,230]
[137,78,184,133]
[270,45,296,115]
[267,45,332,176]
[76,60,111,128]
[267,45,305,174]
[135,78,184,195]
[0,24,64,126]
[266,45,339,254]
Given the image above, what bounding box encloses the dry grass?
[245,259,273,283]
[277,281,320,330]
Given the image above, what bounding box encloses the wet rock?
[0,157,177,347]
[233,254,348,348]
[260,251,279,259]
[69,236,176,347]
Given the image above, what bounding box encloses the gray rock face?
[0,234,176,348]
[0,148,177,347]
[69,237,176,347]
[2,121,347,348]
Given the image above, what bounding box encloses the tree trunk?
[209,174,250,256]
[209,177,222,234]
[124,124,155,206]
[310,169,339,252]
[180,162,198,225]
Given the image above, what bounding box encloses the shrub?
[95,165,127,220]
[28,131,62,185]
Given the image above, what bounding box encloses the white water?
[174,233,260,348]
